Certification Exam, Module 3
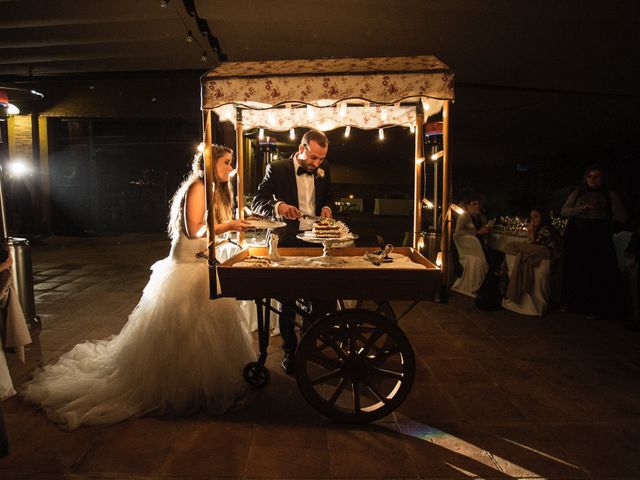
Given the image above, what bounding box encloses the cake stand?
[296,233,358,265]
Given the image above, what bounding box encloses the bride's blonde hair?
[168,145,234,239]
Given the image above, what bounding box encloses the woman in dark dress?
[560,165,627,319]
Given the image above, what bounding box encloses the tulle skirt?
[21,242,256,430]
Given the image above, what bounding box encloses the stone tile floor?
[1,233,639,479]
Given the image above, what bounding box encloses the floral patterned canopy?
[201,55,454,131]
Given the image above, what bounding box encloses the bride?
[20,145,255,430]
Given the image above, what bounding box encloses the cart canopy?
[201,55,454,131]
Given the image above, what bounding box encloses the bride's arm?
[185,182,250,237]
[184,181,207,238]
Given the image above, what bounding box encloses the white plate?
[245,218,287,230]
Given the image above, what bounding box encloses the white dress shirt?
[275,155,316,231]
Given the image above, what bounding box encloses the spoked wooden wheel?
[294,309,415,423]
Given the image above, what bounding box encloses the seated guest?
[527,207,562,262]
[454,193,492,251]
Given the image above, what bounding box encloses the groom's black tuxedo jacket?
[251,155,334,247]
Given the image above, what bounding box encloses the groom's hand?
[278,203,302,220]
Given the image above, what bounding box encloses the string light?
[339,102,347,118]
[289,128,296,140]
[160,0,170,7]
[344,126,351,137]
[201,51,207,62]
[431,150,444,161]
[378,128,384,140]
[185,31,194,42]
[258,128,264,140]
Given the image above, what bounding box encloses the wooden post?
[440,100,452,301]
[413,102,425,249]
[203,110,218,298]
[235,108,245,242]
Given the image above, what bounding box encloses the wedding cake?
[311,219,349,238]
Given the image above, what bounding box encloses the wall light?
[7,103,20,115]
[8,160,30,177]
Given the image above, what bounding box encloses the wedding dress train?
[21,235,255,430]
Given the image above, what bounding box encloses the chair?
[501,250,551,316]
[451,235,488,298]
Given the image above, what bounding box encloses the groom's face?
[297,140,327,174]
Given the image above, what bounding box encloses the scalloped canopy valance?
[201,55,454,131]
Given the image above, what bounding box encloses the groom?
[252,129,336,374]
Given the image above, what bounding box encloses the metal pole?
[413,102,425,249]
[0,163,8,239]
[235,109,245,243]
[439,101,452,301]
[203,110,218,299]
[433,159,438,230]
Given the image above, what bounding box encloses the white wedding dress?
[20,235,256,430]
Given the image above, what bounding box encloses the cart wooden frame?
[200,56,455,422]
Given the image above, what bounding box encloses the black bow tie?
[297,166,313,176]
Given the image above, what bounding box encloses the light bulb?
[409,124,415,133]
[339,102,347,118]
[186,31,194,42]
[201,51,207,62]
[8,160,30,177]
[431,151,444,161]
[289,128,295,140]
[378,128,384,140]
[344,126,351,137]
[258,128,264,140]
[197,142,205,152]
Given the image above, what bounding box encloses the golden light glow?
[451,203,465,215]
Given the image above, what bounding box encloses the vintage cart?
[200,56,455,422]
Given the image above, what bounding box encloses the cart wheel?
[243,362,270,388]
[295,309,415,423]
